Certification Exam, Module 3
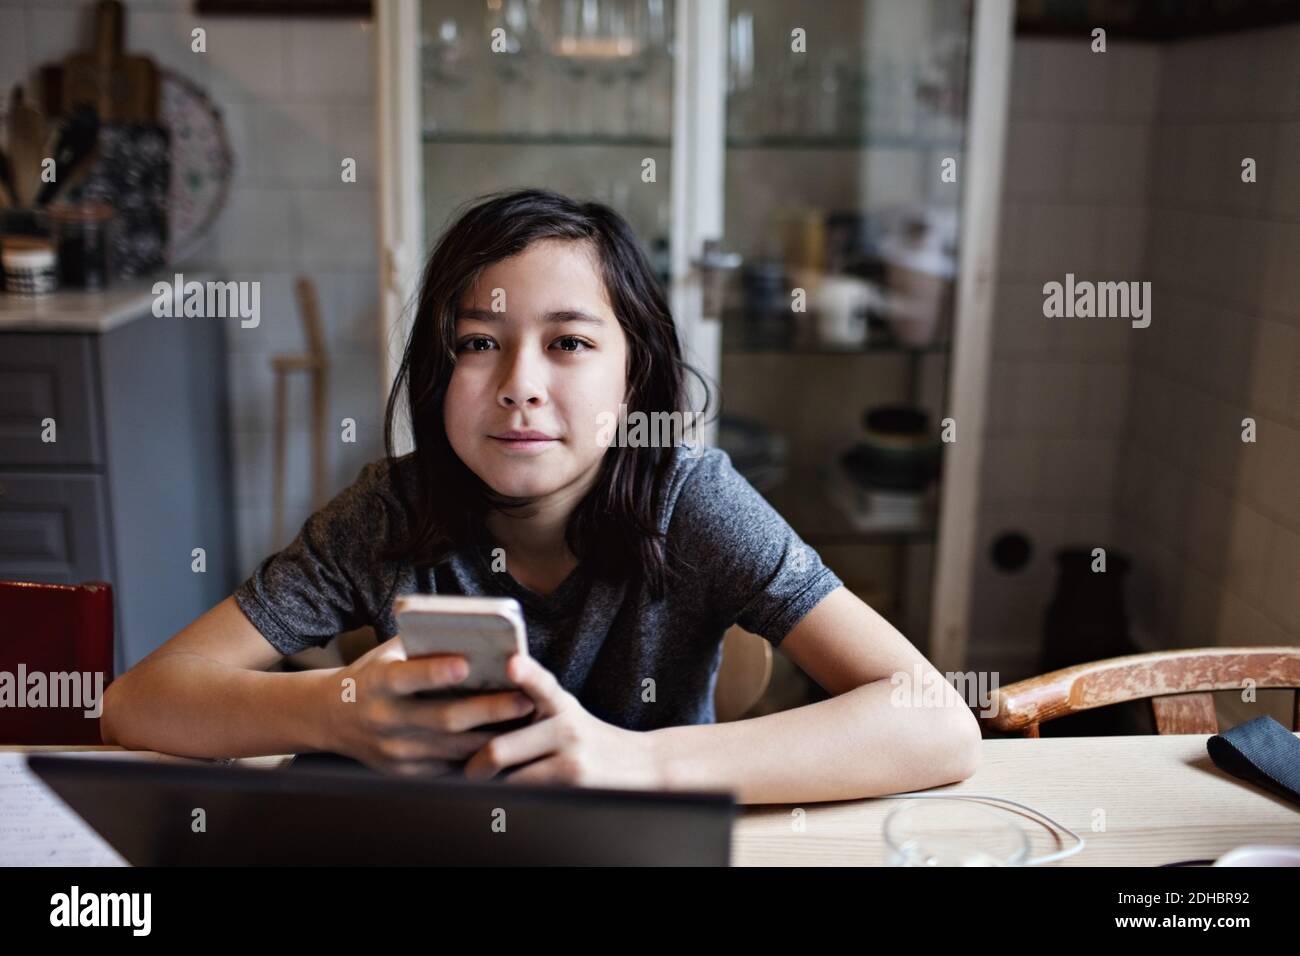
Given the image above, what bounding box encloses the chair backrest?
[294,275,327,359]
[714,625,773,722]
[0,580,114,744]
[982,647,1300,737]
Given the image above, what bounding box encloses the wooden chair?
[715,624,774,721]
[0,580,114,745]
[271,276,329,549]
[288,622,774,722]
[981,647,1300,738]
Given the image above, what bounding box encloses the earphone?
[873,792,1088,866]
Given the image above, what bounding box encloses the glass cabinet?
[716,0,970,686]
[376,0,1013,688]
[418,0,677,272]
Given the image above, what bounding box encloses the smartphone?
[393,594,534,733]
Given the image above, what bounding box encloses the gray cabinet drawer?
[0,472,111,583]
[0,334,102,466]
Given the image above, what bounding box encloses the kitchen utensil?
[43,143,101,208]
[34,105,101,207]
[9,92,51,208]
[0,149,16,208]
[814,275,880,347]
[61,0,160,123]
[39,125,60,169]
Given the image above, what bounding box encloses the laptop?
[27,752,735,866]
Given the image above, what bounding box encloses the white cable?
[871,792,1087,866]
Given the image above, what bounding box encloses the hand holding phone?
[320,596,536,776]
[395,594,536,734]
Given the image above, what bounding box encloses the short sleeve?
[666,448,843,646]
[233,459,404,656]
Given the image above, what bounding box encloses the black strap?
[1206,715,1300,808]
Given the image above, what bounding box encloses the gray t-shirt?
[234,445,842,729]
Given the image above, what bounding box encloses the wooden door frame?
[928,0,1014,672]
[375,0,425,456]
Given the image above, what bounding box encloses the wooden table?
[5,736,1298,866]
[732,734,1300,866]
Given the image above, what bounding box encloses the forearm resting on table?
[100,653,335,758]
[650,678,982,805]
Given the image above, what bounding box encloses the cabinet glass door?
[402,0,984,702]
[713,0,973,683]
[417,0,677,285]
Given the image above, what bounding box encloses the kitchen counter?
[0,273,216,334]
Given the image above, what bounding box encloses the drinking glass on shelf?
[595,0,634,138]
[914,32,969,140]
[552,0,644,139]
[554,0,601,136]
[727,10,755,140]
[774,51,813,138]
[813,50,844,140]
[624,0,670,137]
[840,60,867,142]
[643,0,672,138]
[421,16,469,134]
[484,0,548,135]
[870,55,911,138]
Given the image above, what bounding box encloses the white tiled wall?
[973,28,1300,682]
[2,0,385,580]
[1120,26,1300,662]
[971,37,1156,675]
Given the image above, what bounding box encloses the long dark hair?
[382,188,712,602]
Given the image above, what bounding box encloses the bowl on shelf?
[822,459,937,533]
[823,404,942,532]
[844,405,943,489]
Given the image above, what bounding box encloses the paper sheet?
[0,750,296,866]
[0,751,127,866]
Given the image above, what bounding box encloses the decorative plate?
[159,67,235,264]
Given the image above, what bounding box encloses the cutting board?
[60,0,159,122]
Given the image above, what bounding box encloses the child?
[102,188,980,804]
